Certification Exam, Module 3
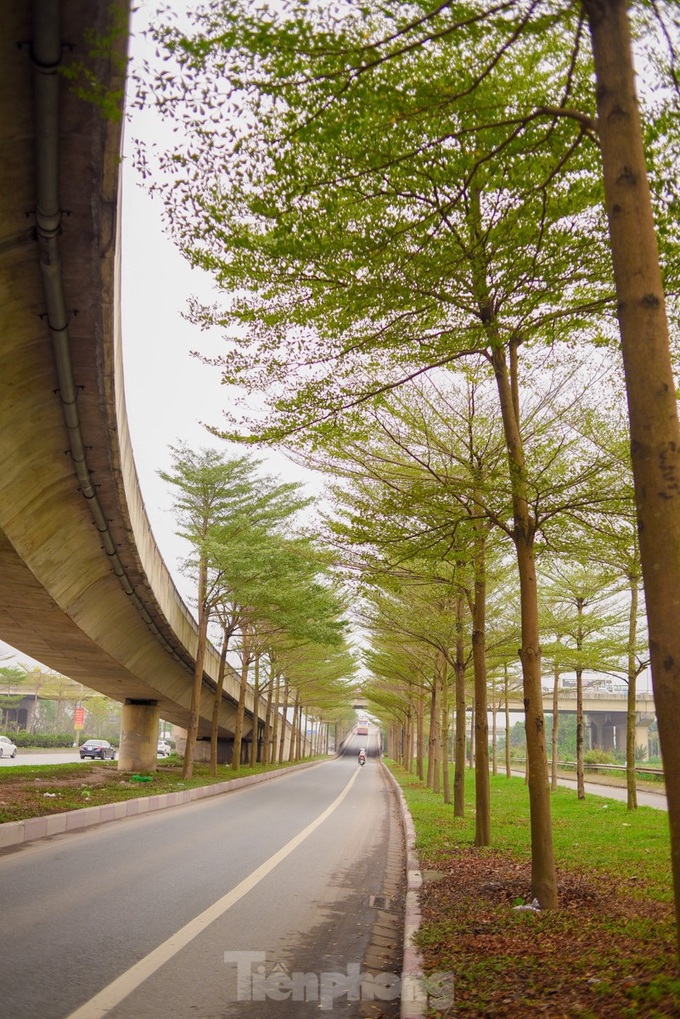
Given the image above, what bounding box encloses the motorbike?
[358,753,366,766]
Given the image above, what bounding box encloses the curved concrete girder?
[0,1,265,745]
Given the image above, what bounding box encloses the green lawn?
[387,761,679,1017]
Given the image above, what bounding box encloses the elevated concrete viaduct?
[0,2,291,769]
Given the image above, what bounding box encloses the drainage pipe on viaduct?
[0,1,296,770]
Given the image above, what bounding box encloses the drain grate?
[369,894,393,910]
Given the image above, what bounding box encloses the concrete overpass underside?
[0,2,271,767]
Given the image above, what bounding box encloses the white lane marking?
[66,767,360,1019]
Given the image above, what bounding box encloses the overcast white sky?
[119,1,326,599]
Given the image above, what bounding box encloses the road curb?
[0,758,322,852]
[382,764,428,1019]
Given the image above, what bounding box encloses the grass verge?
[0,755,318,824]
[386,760,680,1018]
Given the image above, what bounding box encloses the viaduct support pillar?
[118,699,159,772]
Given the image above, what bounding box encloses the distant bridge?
[507,689,656,753]
[0,2,297,769]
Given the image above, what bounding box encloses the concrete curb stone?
[381,764,428,1019]
[0,758,321,852]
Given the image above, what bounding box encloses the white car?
[157,740,172,757]
[0,735,18,758]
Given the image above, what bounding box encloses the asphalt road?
[0,746,401,1019]
[0,750,91,766]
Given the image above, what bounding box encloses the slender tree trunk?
[184,554,209,780]
[426,682,436,789]
[491,675,498,778]
[626,576,639,810]
[278,678,289,764]
[471,174,555,899]
[471,512,490,846]
[454,594,466,815]
[576,666,585,799]
[231,629,252,772]
[576,599,585,799]
[551,666,560,792]
[289,690,300,762]
[210,631,230,776]
[250,652,261,767]
[298,700,304,758]
[416,687,425,781]
[504,664,511,779]
[439,653,451,805]
[262,673,275,766]
[491,341,557,908]
[431,680,441,793]
[468,696,475,770]
[584,0,680,941]
[271,672,281,765]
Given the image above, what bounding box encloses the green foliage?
[387,761,672,899]
[0,757,320,824]
[584,748,618,766]
[59,7,128,121]
[136,0,620,444]
[9,732,77,749]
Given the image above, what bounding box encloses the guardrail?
[515,759,664,778]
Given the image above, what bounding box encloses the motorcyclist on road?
[358,748,366,764]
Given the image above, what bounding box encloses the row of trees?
[310,367,647,809]
[134,0,680,928]
[159,445,356,779]
[0,663,121,738]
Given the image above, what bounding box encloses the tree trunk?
[271,672,281,764]
[491,675,498,778]
[576,598,585,799]
[551,667,560,792]
[626,576,639,810]
[184,554,209,780]
[468,696,475,770]
[439,653,451,804]
[262,672,275,766]
[576,666,585,799]
[231,628,252,772]
[210,631,230,777]
[472,511,490,847]
[584,0,680,939]
[491,342,557,908]
[454,594,466,815]
[278,678,289,764]
[289,689,300,761]
[416,687,425,781]
[504,663,511,779]
[251,653,261,766]
[431,679,441,793]
[405,705,413,772]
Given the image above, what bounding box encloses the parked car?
[0,735,18,758]
[79,739,115,760]
[157,740,172,757]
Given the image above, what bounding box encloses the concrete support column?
[601,725,615,751]
[586,716,599,749]
[635,719,653,758]
[181,736,233,765]
[118,699,159,772]
[615,723,628,754]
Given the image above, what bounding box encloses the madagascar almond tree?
[139,0,680,913]
[160,444,311,777]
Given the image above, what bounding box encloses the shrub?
[9,732,75,748]
[584,748,617,770]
